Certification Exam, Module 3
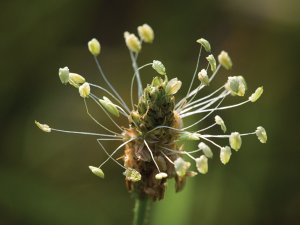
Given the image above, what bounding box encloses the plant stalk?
[133,197,149,225]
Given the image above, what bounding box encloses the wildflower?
[36,24,267,201]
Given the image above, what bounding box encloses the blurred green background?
[1,0,300,225]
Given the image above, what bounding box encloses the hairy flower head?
[36,23,267,201]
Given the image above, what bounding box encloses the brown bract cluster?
[123,111,185,200]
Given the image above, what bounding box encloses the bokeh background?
[1,0,300,225]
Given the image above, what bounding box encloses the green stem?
[133,197,149,225]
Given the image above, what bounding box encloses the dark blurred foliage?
[1,0,300,225]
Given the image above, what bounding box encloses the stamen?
[144,140,161,172]
[186,45,202,96]
[180,90,227,114]
[93,56,130,112]
[200,136,222,149]
[89,83,129,113]
[183,85,224,109]
[89,94,124,131]
[99,138,136,168]
[130,63,153,109]
[182,93,227,130]
[197,123,217,133]
[129,51,143,97]
[84,98,120,135]
[202,131,256,138]
[97,139,126,169]
[160,151,174,165]
[51,128,120,138]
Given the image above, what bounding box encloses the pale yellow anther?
[88,38,101,56]
[229,132,242,151]
[79,82,90,98]
[220,146,232,164]
[196,155,208,174]
[124,32,141,53]
[218,51,232,70]
[89,166,105,178]
[35,121,51,132]
[165,78,182,95]
[137,24,154,43]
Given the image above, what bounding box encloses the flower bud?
[58,67,69,84]
[196,155,208,174]
[69,73,86,87]
[215,115,227,133]
[225,76,247,96]
[220,146,232,164]
[88,166,104,178]
[165,78,182,95]
[152,60,166,75]
[99,96,120,117]
[249,86,263,102]
[198,142,213,158]
[206,54,217,72]
[123,168,141,182]
[196,38,211,52]
[256,126,267,143]
[218,51,232,70]
[137,24,154,43]
[198,69,209,86]
[155,172,168,180]
[174,157,191,177]
[124,32,141,53]
[79,82,90,98]
[179,132,200,141]
[229,132,242,151]
[35,120,51,132]
[88,38,101,56]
